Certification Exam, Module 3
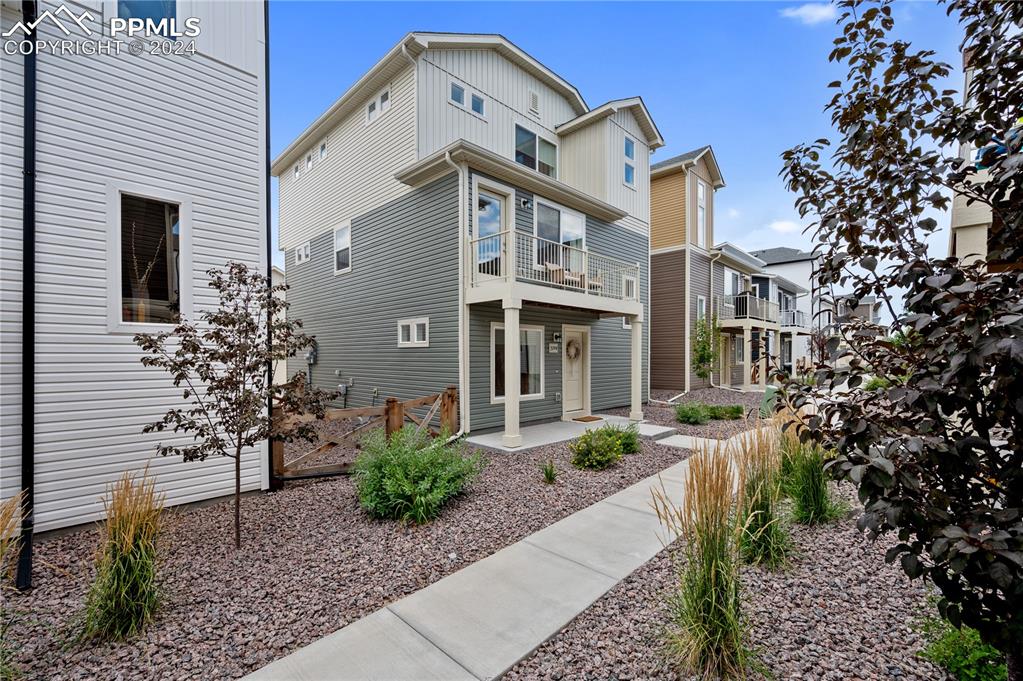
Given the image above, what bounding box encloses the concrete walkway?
[245,427,757,681]
[465,414,676,452]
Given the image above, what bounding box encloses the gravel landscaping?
[7,436,691,681]
[609,388,765,440]
[508,486,942,681]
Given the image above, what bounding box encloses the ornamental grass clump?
[540,459,558,485]
[652,444,750,679]
[354,426,483,524]
[789,442,843,526]
[1,492,24,679]
[569,427,624,470]
[82,469,164,642]
[735,428,790,569]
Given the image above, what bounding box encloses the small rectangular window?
[120,193,179,324]
[450,82,465,105]
[397,317,429,348]
[293,164,300,180]
[697,180,708,247]
[471,93,485,116]
[697,295,707,321]
[492,324,544,401]
[306,154,313,172]
[319,142,327,160]
[379,90,390,112]
[624,136,636,186]
[295,241,311,265]
[334,222,351,273]
[118,0,176,39]
[367,100,377,122]
[733,336,744,363]
[624,163,635,186]
[625,138,635,160]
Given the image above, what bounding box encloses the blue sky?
[269,1,963,267]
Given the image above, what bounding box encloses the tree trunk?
[234,447,241,550]
[1008,651,1022,681]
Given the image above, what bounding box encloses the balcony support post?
[502,300,522,449]
[759,328,768,389]
[629,318,643,421]
[742,326,752,392]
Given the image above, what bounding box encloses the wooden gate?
[270,386,458,488]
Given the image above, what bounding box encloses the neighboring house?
[273,33,663,448]
[948,48,992,267]
[749,246,823,367]
[750,272,809,375]
[272,266,288,385]
[649,146,811,393]
[1,0,268,558]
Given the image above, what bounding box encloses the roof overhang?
[711,242,766,272]
[395,140,628,223]
[769,273,808,295]
[555,97,665,150]
[651,145,726,188]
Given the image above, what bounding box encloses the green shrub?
[605,423,641,455]
[570,427,624,470]
[675,403,710,425]
[789,443,844,525]
[706,404,744,420]
[354,426,483,523]
[540,459,558,484]
[919,614,1007,681]
[863,376,892,391]
[82,470,164,641]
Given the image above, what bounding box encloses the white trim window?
[534,198,585,271]
[106,182,193,333]
[725,267,742,296]
[473,177,514,278]
[733,336,745,364]
[697,295,707,321]
[449,80,487,118]
[333,221,352,274]
[624,137,636,187]
[366,88,390,124]
[293,164,300,180]
[491,323,544,402]
[450,81,465,106]
[319,142,327,160]
[515,124,557,178]
[305,153,313,172]
[398,317,429,348]
[295,241,311,265]
[696,179,708,248]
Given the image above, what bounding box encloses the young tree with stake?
[134,262,334,549]
[779,1,1022,676]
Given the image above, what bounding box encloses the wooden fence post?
[385,397,403,440]
[269,407,284,491]
[440,385,458,434]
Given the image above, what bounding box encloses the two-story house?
[1,0,268,585]
[750,247,822,368]
[273,33,663,448]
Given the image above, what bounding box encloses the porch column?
[630,318,643,421]
[742,326,752,391]
[502,302,522,448]
[759,328,768,389]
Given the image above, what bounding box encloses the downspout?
[263,0,277,492]
[683,172,692,395]
[16,0,38,591]
[708,250,722,388]
[442,151,467,439]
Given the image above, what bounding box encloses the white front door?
[563,328,586,414]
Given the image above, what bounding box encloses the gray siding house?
[274,33,663,447]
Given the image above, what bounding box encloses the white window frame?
[397,317,429,348]
[365,87,390,125]
[448,79,488,120]
[696,179,708,248]
[319,142,327,161]
[490,322,545,404]
[450,80,465,106]
[624,136,636,189]
[293,164,300,180]
[733,336,745,364]
[305,154,313,172]
[533,197,586,270]
[333,220,352,275]
[473,176,514,235]
[697,295,707,321]
[105,181,193,334]
[294,241,311,265]
[514,124,558,178]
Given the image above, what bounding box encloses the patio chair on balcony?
[587,273,604,294]
[564,269,585,289]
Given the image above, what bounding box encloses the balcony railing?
[780,309,808,328]
[469,230,640,302]
[716,293,779,323]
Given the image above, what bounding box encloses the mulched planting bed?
[8,437,691,681]
[609,388,766,440]
[508,486,941,681]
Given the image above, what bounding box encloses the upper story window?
[624,137,636,187]
[295,241,311,265]
[305,154,313,172]
[293,164,300,180]
[118,0,176,39]
[697,295,707,321]
[515,125,557,178]
[334,221,352,274]
[319,142,327,160]
[471,93,485,116]
[534,199,585,272]
[366,89,390,124]
[450,82,465,106]
[120,193,179,324]
[725,267,743,297]
[696,180,708,248]
[450,81,487,118]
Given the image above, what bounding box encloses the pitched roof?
[649,145,724,187]
[556,97,664,149]
[750,246,816,265]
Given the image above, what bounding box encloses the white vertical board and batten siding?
[0,1,267,531]
[560,119,607,200]
[607,108,650,226]
[277,63,416,251]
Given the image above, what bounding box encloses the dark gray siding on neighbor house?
[468,171,649,431]
[650,249,684,390]
[285,173,460,407]
[712,260,726,383]
[688,249,713,390]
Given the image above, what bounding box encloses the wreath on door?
[566,338,582,360]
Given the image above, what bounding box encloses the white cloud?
[768,220,801,234]
[780,3,837,25]
[726,208,741,219]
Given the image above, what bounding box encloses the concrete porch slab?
[244,608,475,681]
[388,540,617,680]
[465,414,675,453]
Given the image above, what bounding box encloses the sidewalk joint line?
[602,499,659,517]
[521,538,622,582]
[384,605,483,681]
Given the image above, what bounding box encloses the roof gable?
[555,97,664,149]
[650,145,724,187]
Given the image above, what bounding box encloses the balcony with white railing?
[780,309,808,329]
[468,230,641,313]
[716,293,779,325]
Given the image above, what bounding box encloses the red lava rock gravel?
[508,486,942,681]
[8,438,691,681]
[609,388,765,440]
